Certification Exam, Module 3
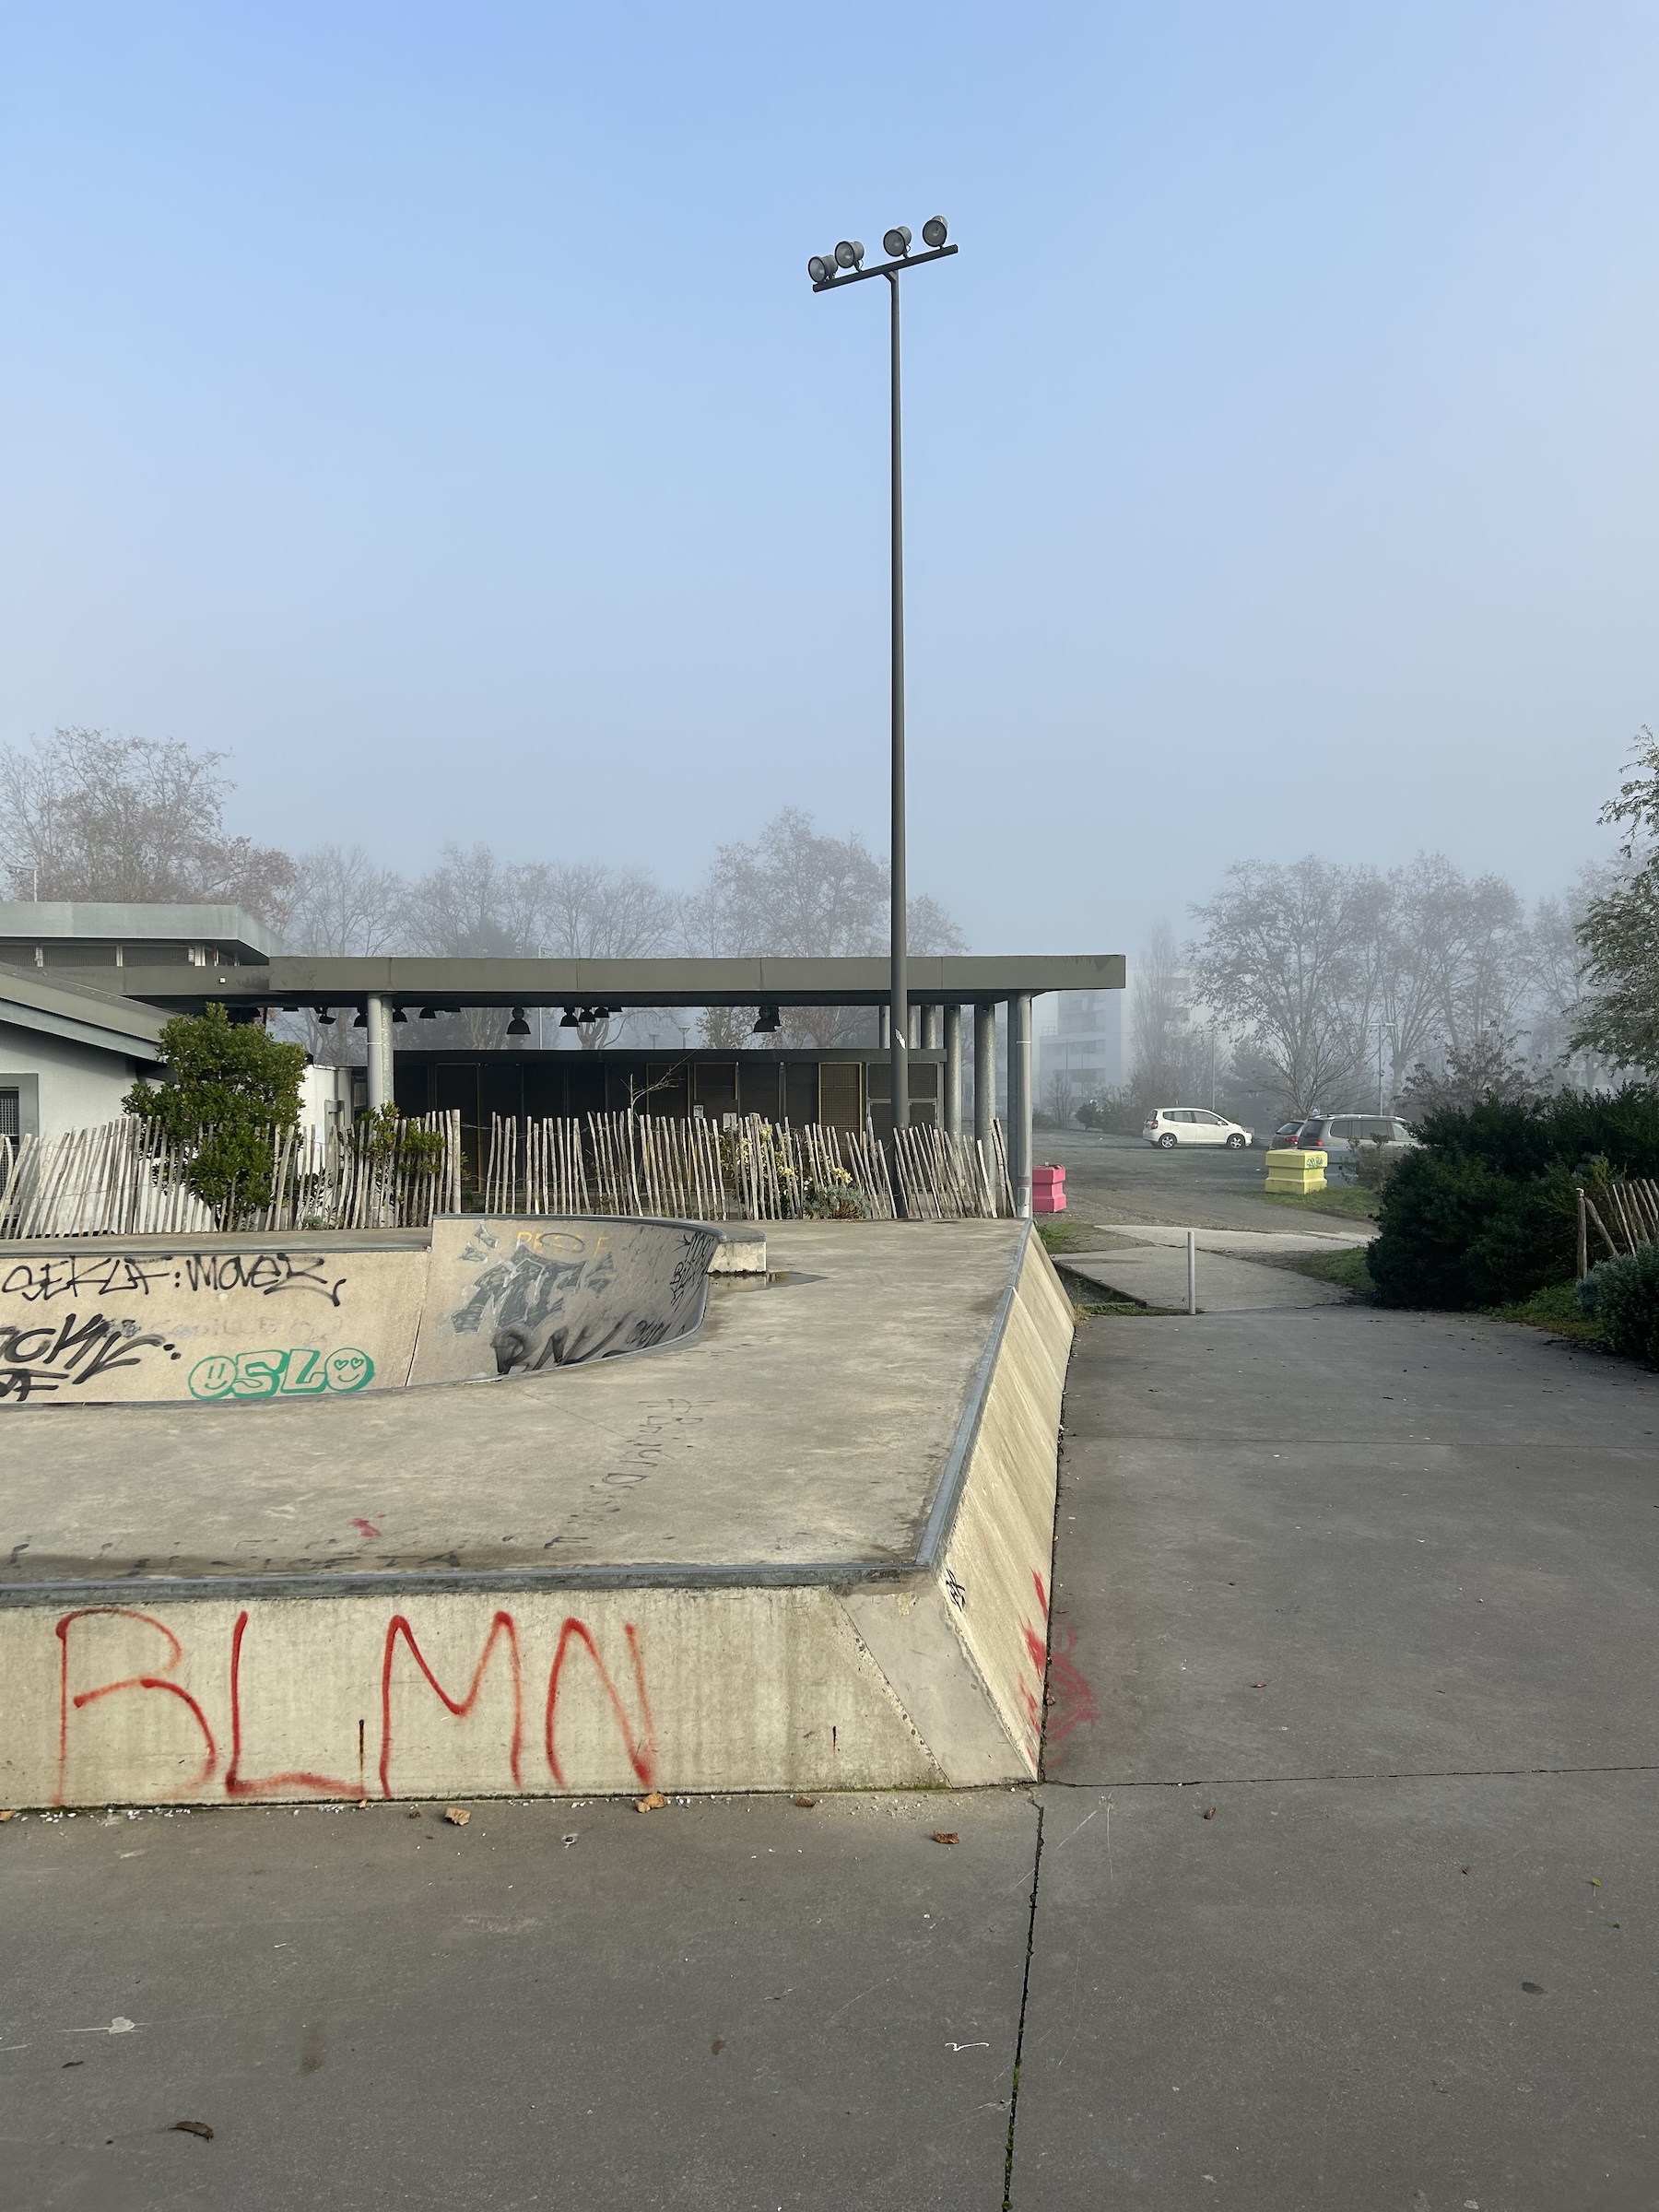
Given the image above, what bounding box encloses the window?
[0,1089,18,1140]
[1195,1111,1224,1124]
[1171,1109,1195,1123]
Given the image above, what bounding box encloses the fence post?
[1577,1186,1588,1281]
[1186,1228,1197,1315]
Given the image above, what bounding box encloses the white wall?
[0,1021,148,1143]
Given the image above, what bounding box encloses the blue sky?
[3,2,1655,951]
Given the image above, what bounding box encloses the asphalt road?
[5,1277,1655,2208]
[1028,1127,1351,1232]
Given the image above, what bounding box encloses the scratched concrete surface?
[0,1787,1038,2212]
[1015,1303,1659,2208]
[0,1222,1020,1583]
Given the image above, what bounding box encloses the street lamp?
[807,217,958,1152]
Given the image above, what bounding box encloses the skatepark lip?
[0,1220,1038,1605]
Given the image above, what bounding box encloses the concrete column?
[921,1005,942,1050]
[877,1005,891,1050]
[907,1003,921,1050]
[1008,993,1033,1219]
[365,994,394,1112]
[973,1001,997,1195]
[942,1004,962,1136]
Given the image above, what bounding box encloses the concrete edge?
[914,1218,1035,1570]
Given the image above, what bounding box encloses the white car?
[1143,1106,1253,1150]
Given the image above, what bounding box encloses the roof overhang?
[120,953,1126,1014]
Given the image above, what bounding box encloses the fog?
[2,3,1653,958]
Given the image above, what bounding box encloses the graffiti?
[439,1220,718,1375]
[0,1251,347,1306]
[0,1312,177,1400]
[187,1347,373,1400]
[53,1603,657,1806]
[943,1568,968,1612]
[1041,1617,1099,1745]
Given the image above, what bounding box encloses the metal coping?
[0,1221,1035,1611]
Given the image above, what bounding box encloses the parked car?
[1259,1121,1305,1150]
[1290,1114,1417,1155]
[1143,1107,1253,1149]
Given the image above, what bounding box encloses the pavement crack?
[1001,1797,1044,2212]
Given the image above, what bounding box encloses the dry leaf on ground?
[931,1831,959,1846]
[442,1806,471,1828]
[168,2120,214,2141]
[793,1795,818,1809]
[1203,1806,1218,1820]
[634,1792,667,1813]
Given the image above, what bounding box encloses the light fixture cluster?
[807,217,947,287]
[559,1004,616,1028]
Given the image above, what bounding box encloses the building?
[0,965,169,1143]
[1037,991,1124,1121]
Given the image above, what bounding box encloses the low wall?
[0,1217,720,1404]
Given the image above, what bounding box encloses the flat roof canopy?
[119,952,1125,1013]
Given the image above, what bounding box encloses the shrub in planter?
[1576,1246,1659,1367]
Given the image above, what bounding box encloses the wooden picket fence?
[481,1110,1014,1223]
[0,1112,463,1238]
[1578,1179,1659,1275]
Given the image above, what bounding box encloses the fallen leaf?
[406,1808,421,1820]
[0,1808,16,1822]
[1203,1806,1218,1820]
[1589,1877,1601,1888]
[1521,1981,1545,1994]
[1250,1681,1266,1690]
[356,1799,369,1812]
[62,2060,83,2069]
[793,1795,818,1809]
[634,1792,667,1813]
[1461,1865,1472,1875]
[711,2038,725,2055]
[931,1831,959,1846]
[442,1807,470,1828]
[168,2120,214,2141]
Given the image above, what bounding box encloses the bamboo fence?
[1578,1178,1659,1275]
[0,1112,463,1239]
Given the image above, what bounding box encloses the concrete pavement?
[5,1258,1656,2207]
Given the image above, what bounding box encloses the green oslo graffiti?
[187,1347,375,1400]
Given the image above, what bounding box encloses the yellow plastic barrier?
[1265,1147,1326,1194]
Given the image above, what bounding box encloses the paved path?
[1059,1243,1352,1312]
[5,1296,1655,2207]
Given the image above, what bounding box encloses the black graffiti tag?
[0,1312,174,1400]
[0,1252,347,1308]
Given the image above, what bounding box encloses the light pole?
[807,218,957,1155]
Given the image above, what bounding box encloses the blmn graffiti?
[53,1606,657,1805]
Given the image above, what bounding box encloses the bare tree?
[0,728,296,924]
[281,845,409,1065]
[685,807,967,1048]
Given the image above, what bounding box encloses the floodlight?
[883,226,911,258]
[418,1006,437,1020]
[807,255,833,285]
[834,240,865,269]
[507,1007,530,1036]
[921,215,947,248]
[351,1008,367,1028]
[752,1004,781,1034]
[314,1006,335,1025]
[392,1005,407,1025]
[559,1006,579,1027]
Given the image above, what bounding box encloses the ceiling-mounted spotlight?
[418,1006,438,1020]
[507,1006,531,1036]
[314,1006,335,1026]
[559,1006,579,1028]
[921,215,948,249]
[351,1008,367,1029]
[807,253,834,285]
[280,1003,300,1014]
[882,225,912,258]
[752,1004,781,1034]
[392,1005,407,1025]
[834,239,865,270]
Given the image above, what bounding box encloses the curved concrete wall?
[0,1216,720,1406]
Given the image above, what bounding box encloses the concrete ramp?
[0,1224,1074,1804]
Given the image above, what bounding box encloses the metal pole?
[1009,993,1033,1219]
[973,1000,996,1192]
[1186,1228,1197,1315]
[887,270,908,1151]
[943,1004,962,1136]
[365,994,393,1112]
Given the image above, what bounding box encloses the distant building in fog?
[1037,991,1123,1118]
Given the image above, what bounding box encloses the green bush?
[1368,1150,1521,1309]
[1576,1246,1659,1367]
[1408,1086,1659,1182]
[125,1003,307,1224]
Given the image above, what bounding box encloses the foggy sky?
[2,2,1653,955]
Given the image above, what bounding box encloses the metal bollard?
[1186,1228,1196,1315]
